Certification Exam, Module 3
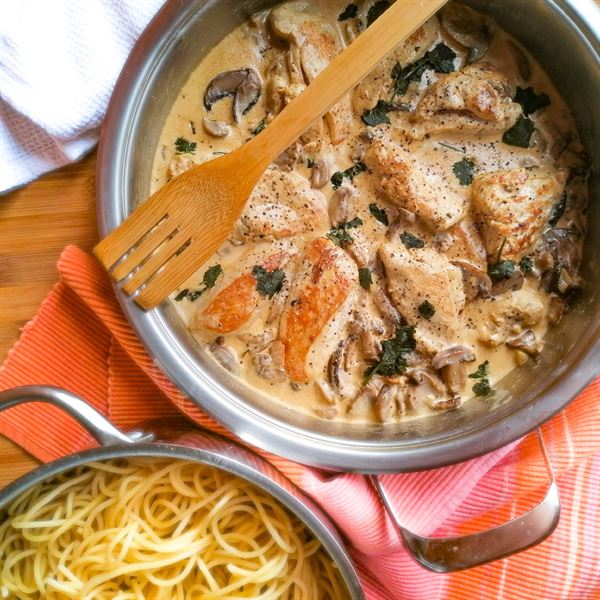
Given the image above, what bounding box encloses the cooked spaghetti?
[0,458,349,599]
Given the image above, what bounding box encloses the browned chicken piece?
[366,137,467,230]
[193,241,297,334]
[352,18,439,115]
[379,243,465,353]
[232,168,328,243]
[472,167,567,261]
[410,64,521,139]
[270,2,352,144]
[478,287,545,346]
[279,237,358,383]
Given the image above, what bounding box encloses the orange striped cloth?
[0,245,599,599]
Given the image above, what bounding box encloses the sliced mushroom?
[430,395,462,411]
[375,384,397,423]
[329,187,351,227]
[204,68,262,123]
[328,337,359,400]
[234,69,262,122]
[202,117,230,138]
[540,227,582,295]
[266,279,290,326]
[274,142,303,171]
[372,282,402,329]
[347,230,371,268]
[409,369,446,393]
[253,348,287,383]
[209,337,240,374]
[348,378,382,418]
[452,260,492,301]
[315,379,337,404]
[432,346,476,370]
[548,295,567,326]
[440,2,496,63]
[441,363,467,394]
[310,158,331,189]
[237,330,276,352]
[204,69,249,110]
[506,329,543,357]
[491,272,525,297]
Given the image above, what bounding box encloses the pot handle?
[0,385,153,447]
[371,429,559,572]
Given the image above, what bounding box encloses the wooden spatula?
[94,0,448,309]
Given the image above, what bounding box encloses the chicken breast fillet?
[366,137,468,230]
[379,243,465,353]
[232,168,329,243]
[410,64,521,139]
[279,237,358,383]
[270,2,352,144]
[194,241,296,334]
[472,166,567,261]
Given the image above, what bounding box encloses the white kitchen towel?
[0,0,166,194]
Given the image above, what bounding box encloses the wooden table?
[0,152,98,486]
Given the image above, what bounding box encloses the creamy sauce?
[150,0,588,424]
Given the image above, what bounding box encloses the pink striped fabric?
[0,245,598,599]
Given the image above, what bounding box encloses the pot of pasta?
[0,386,363,600]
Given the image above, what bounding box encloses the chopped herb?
[503,115,535,148]
[174,137,197,154]
[252,266,286,298]
[549,192,567,227]
[326,217,363,247]
[212,151,227,156]
[202,264,223,290]
[519,256,534,274]
[469,361,490,379]
[473,379,493,397]
[345,217,363,229]
[175,288,190,302]
[439,141,466,154]
[338,3,358,21]
[174,264,223,302]
[330,161,368,189]
[452,158,476,186]
[362,100,392,126]
[359,267,373,290]
[366,0,390,26]
[365,325,416,380]
[391,43,457,97]
[514,86,551,115]
[307,157,315,168]
[291,298,302,307]
[251,119,267,135]
[418,300,436,320]
[400,232,425,249]
[368,203,389,226]
[488,260,516,282]
[469,361,493,396]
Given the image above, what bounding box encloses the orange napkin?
[1,245,599,600]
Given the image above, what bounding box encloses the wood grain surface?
[0,152,98,486]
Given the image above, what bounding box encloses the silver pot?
[94,0,599,568]
[0,386,364,599]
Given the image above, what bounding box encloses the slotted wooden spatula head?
[94,0,448,309]
[94,150,264,309]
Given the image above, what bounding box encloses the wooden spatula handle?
[246,0,447,165]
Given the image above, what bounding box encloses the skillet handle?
[372,429,559,572]
[0,385,153,446]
